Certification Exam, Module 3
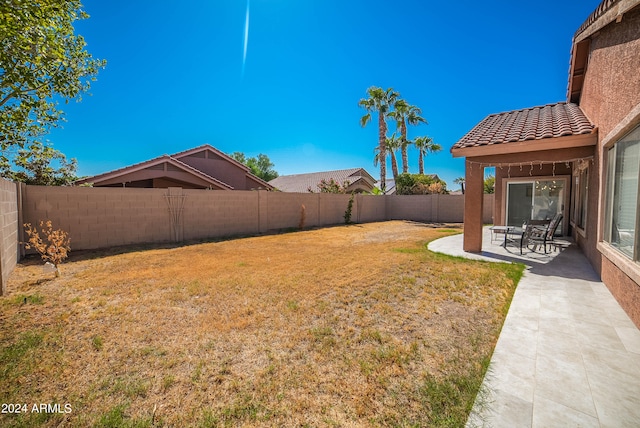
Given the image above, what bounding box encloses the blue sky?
[48,0,602,190]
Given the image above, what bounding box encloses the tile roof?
[269,168,376,193]
[74,144,274,190]
[75,154,234,189]
[574,0,621,39]
[451,102,594,151]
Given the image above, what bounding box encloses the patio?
[429,228,640,427]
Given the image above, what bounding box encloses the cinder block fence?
[0,178,494,294]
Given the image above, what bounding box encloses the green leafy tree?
[230,152,278,181]
[308,178,349,194]
[395,173,447,195]
[4,141,77,185]
[412,136,441,174]
[389,99,427,174]
[359,86,399,192]
[454,177,465,194]
[0,0,106,167]
[484,175,495,194]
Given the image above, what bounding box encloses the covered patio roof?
[451,102,597,253]
[451,102,596,158]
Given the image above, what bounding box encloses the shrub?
[23,220,71,277]
[344,194,354,224]
[396,173,448,195]
[308,178,350,194]
[298,204,306,230]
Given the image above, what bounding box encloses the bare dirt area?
[0,220,522,427]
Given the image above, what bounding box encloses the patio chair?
[521,213,563,254]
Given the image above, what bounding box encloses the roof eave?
[568,0,640,102]
[451,132,598,158]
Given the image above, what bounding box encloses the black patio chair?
[522,213,563,254]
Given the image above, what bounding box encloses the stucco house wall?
[577,5,640,324]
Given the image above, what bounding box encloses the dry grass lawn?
[0,221,523,427]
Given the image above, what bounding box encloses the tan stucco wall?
[602,255,640,328]
[579,7,640,139]
[578,6,640,326]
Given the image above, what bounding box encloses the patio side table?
[489,225,513,247]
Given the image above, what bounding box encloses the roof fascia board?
[574,0,640,43]
[451,132,597,158]
[75,155,172,184]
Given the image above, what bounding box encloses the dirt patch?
[0,220,519,427]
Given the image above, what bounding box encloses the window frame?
[571,160,589,235]
[603,125,640,263]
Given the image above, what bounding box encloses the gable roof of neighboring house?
[269,168,377,193]
[171,145,273,190]
[75,144,274,190]
[376,178,396,195]
[451,102,597,157]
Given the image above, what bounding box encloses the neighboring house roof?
[269,168,376,193]
[376,178,396,195]
[75,154,234,189]
[451,102,596,157]
[75,144,274,190]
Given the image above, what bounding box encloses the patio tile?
[571,303,615,327]
[581,344,640,380]
[588,371,640,428]
[573,320,627,353]
[532,395,599,428]
[467,388,533,428]
[494,325,538,360]
[536,330,582,360]
[431,229,640,427]
[486,351,536,403]
[534,353,597,417]
[615,326,640,354]
[537,314,576,334]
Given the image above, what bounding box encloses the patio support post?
[463,160,484,252]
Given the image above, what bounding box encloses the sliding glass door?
[506,179,565,233]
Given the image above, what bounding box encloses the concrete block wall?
[263,192,321,230]
[20,187,495,252]
[354,194,386,223]
[0,179,18,295]
[0,184,497,294]
[182,189,260,240]
[23,186,171,250]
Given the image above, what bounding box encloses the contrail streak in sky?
[242,0,250,78]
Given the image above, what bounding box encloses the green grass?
[94,404,152,428]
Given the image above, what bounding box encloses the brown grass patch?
[0,221,522,427]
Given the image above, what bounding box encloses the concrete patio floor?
[428,228,640,428]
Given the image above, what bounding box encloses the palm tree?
[413,136,441,175]
[359,86,399,192]
[373,136,401,180]
[389,99,427,174]
[454,177,465,194]
[386,133,402,179]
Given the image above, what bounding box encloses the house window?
[604,125,640,261]
[572,161,589,231]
